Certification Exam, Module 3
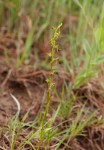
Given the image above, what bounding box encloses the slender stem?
[38,23,62,149]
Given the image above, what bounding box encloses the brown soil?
[0,33,104,150]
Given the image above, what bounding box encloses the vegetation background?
[0,0,104,150]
